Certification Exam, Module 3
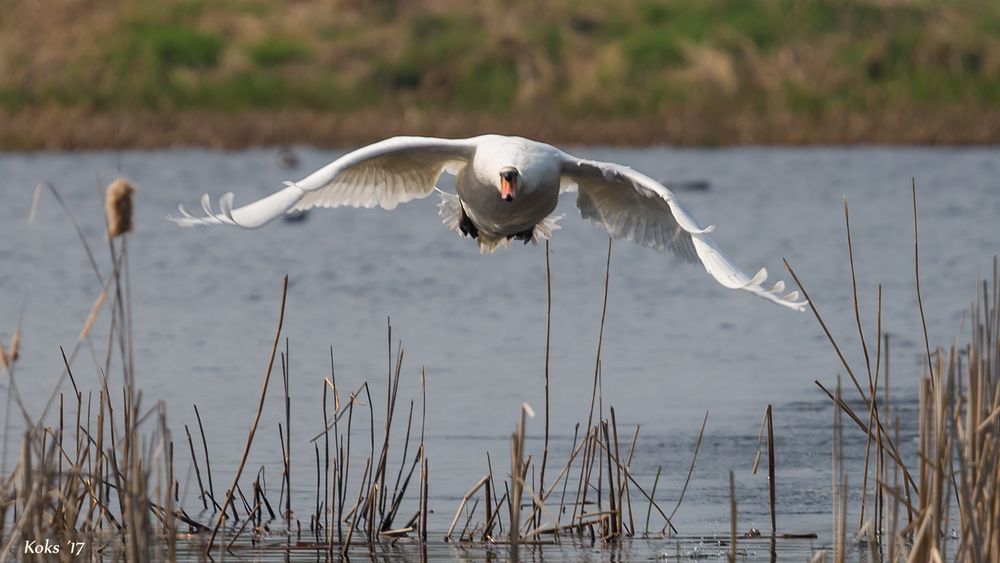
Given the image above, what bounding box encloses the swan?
[171,135,806,310]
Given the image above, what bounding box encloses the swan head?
[498,166,519,202]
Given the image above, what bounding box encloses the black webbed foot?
[509,228,535,245]
[459,210,479,239]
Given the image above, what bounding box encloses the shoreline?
[3,107,999,150]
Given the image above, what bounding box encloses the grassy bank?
[0,0,999,146]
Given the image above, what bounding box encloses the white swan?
[171,135,806,310]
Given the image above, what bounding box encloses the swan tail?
[531,214,563,243]
[436,189,465,235]
[477,234,511,254]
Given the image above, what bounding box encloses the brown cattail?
[106,178,136,238]
[9,329,19,362]
[0,344,8,371]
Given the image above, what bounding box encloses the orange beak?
[500,177,516,201]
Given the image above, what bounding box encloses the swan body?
[171,135,806,311]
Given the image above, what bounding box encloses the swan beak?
[500,177,516,201]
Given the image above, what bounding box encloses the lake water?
[1,146,998,560]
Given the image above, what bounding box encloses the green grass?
[247,37,311,66]
[621,30,686,70]
[1,0,998,121]
[121,23,223,70]
[455,60,519,111]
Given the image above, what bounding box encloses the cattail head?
[106,178,136,238]
[0,344,8,371]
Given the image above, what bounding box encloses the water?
[1,146,998,560]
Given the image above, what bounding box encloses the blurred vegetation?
[0,0,998,146]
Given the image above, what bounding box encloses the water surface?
[1,146,998,560]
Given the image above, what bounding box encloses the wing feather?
[171,136,476,228]
[290,138,473,212]
[559,154,806,311]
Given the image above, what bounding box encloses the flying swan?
[171,135,806,311]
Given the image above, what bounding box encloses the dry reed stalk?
[621,425,639,536]
[610,415,630,535]
[322,375,332,548]
[445,474,490,541]
[800,184,1000,562]
[159,404,176,562]
[864,285,885,533]
[343,390,356,535]
[814,380,914,490]
[327,349,342,547]
[369,333,405,536]
[483,466,493,541]
[728,471,736,563]
[784,258,866,400]
[555,423,578,530]
[183,425,208,511]
[515,425,590,533]
[224,495,262,551]
[644,466,661,536]
[912,180,934,384]
[7,331,17,365]
[520,479,575,538]
[458,496,480,541]
[282,339,291,529]
[34,183,102,281]
[789,259,918,498]
[206,275,288,551]
[341,457,372,552]
[123,397,151,562]
[382,401,419,532]
[420,455,428,542]
[833,379,846,563]
[571,427,593,525]
[192,404,217,510]
[899,284,998,562]
[585,238,613,432]
[598,422,615,538]
[588,428,677,534]
[669,411,708,526]
[887,423,901,563]
[766,404,776,539]
[103,192,134,392]
[312,443,320,537]
[843,199,888,534]
[540,240,552,504]
[509,403,530,549]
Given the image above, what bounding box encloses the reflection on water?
[177,534,834,561]
[1,146,997,560]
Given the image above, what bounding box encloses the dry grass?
[788,186,1000,562]
[0,179,169,560]
[2,0,1000,148]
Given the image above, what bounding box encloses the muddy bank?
[3,106,999,150]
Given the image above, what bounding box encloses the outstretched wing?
[171,136,477,228]
[559,153,806,311]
